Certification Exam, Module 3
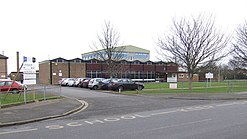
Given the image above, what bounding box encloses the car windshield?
[0,82,5,86]
[102,79,110,83]
[95,79,101,82]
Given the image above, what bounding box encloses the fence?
[0,85,62,108]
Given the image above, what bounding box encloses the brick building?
[39,58,86,84]
[177,73,199,82]
[0,54,8,79]
[39,57,178,84]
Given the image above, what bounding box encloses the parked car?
[108,78,144,91]
[67,78,76,87]
[0,79,26,93]
[60,78,74,86]
[88,78,105,90]
[81,78,91,88]
[58,78,67,85]
[74,78,85,87]
[98,78,118,90]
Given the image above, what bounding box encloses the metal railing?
[0,85,62,108]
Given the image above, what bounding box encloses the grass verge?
[0,93,62,107]
[123,80,247,94]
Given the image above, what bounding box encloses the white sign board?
[205,72,214,79]
[169,83,177,89]
[23,57,36,85]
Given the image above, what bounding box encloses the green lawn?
[0,92,61,106]
[124,80,247,94]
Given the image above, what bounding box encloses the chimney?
[2,51,4,55]
[17,51,19,72]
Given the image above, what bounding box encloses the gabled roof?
[81,45,150,55]
[117,45,150,54]
[0,54,8,59]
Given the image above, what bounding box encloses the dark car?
[108,78,144,91]
[98,78,118,90]
[0,80,26,93]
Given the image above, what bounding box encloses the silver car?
[88,78,105,90]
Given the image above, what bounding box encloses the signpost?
[205,72,213,88]
[23,56,36,85]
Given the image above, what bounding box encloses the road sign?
[205,72,213,79]
[205,72,213,88]
[23,56,36,85]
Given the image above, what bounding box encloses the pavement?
[1,92,247,127]
[0,97,86,127]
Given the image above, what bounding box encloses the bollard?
[24,87,27,104]
[44,86,46,100]
[59,85,62,96]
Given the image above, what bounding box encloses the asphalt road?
[0,87,247,139]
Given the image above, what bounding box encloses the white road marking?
[69,100,89,116]
[216,103,237,107]
[67,122,83,127]
[0,128,38,135]
[151,110,178,116]
[148,119,212,131]
[45,125,64,130]
[125,119,212,135]
[180,105,214,112]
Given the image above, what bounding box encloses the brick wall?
[39,61,86,85]
[0,59,7,79]
[39,61,50,84]
[70,62,86,78]
[178,73,199,82]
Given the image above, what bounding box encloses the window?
[0,82,5,86]
[6,82,13,86]
[121,61,127,64]
[134,61,140,65]
[167,73,173,78]
[57,59,63,62]
[179,74,184,79]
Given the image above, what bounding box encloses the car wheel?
[93,86,98,90]
[12,89,19,94]
[137,85,143,91]
[118,86,123,91]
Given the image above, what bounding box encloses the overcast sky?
[0,0,246,73]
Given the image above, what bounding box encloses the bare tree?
[232,22,247,68]
[157,15,229,89]
[92,21,125,78]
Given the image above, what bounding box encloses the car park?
[0,79,25,93]
[88,78,105,90]
[108,78,144,91]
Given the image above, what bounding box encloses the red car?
[0,80,25,93]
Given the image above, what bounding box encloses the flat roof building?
[39,57,178,84]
